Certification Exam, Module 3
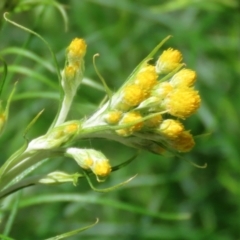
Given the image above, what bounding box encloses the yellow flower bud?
[152,82,173,99]
[144,114,162,128]
[66,148,112,178]
[170,69,196,87]
[91,160,112,177]
[27,122,80,151]
[67,38,87,60]
[104,110,122,125]
[119,84,145,111]
[62,49,85,98]
[156,48,182,74]
[64,65,77,81]
[116,111,143,136]
[170,131,195,152]
[164,87,201,119]
[63,123,79,134]
[158,119,184,139]
[81,157,94,169]
[135,65,158,93]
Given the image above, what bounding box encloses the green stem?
[54,95,73,127]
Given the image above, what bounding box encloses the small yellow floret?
[164,87,201,119]
[135,65,158,93]
[158,119,184,139]
[68,38,87,60]
[116,111,143,136]
[145,114,162,128]
[170,69,196,87]
[92,160,111,177]
[121,84,145,108]
[105,110,122,124]
[156,48,182,74]
[170,131,195,152]
[64,123,79,134]
[153,82,173,99]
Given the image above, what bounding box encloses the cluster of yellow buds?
[93,47,201,154]
[23,38,201,184]
[0,34,203,200]
[61,38,87,98]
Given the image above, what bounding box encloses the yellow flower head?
[67,38,87,60]
[135,65,158,93]
[170,131,195,152]
[91,159,112,177]
[144,114,162,128]
[116,111,143,136]
[152,82,173,99]
[104,110,122,125]
[119,84,145,111]
[158,119,184,139]
[170,69,197,87]
[164,87,201,119]
[156,48,182,74]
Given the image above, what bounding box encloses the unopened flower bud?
[116,111,143,136]
[156,48,182,74]
[170,131,195,152]
[66,148,111,178]
[26,121,80,151]
[152,82,173,99]
[134,65,158,94]
[104,110,122,125]
[118,84,145,111]
[158,119,184,139]
[67,38,87,63]
[144,114,162,128]
[170,69,196,87]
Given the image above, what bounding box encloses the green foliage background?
[0,0,240,239]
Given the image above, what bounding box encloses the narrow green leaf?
[0,65,58,89]
[17,193,191,221]
[0,47,55,72]
[44,219,99,240]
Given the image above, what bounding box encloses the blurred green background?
[0,0,240,239]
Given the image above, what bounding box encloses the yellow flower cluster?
[102,47,201,153]
[62,38,87,97]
